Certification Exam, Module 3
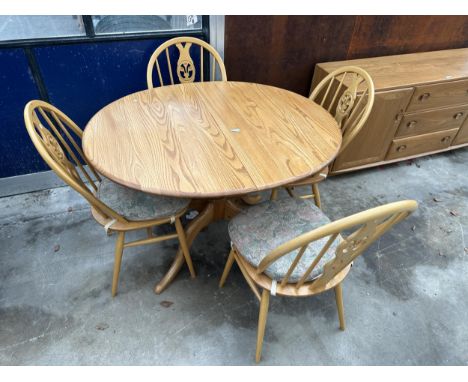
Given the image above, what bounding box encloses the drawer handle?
[407,120,417,128]
[396,145,407,152]
[453,112,464,120]
[418,92,431,101]
[441,136,452,143]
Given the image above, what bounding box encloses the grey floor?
[1,149,468,365]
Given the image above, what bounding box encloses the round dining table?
[83,81,342,294]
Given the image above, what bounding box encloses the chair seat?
[228,198,340,283]
[98,178,190,221]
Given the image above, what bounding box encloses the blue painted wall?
[0,49,45,177]
[0,37,203,178]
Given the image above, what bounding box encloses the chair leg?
[256,289,270,363]
[270,188,278,201]
[312,183,322,209]
[219,248,235,287]
[174,217,196,278]
[334,283,345,331]
[285,187,295,198]
[112,231,125,297]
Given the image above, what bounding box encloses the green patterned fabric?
[98,178,190,221]
[228,198,340,282]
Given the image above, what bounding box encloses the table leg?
[240,193,263,205]
[224,198,244,219]
[154,201,215,294]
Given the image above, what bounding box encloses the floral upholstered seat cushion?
[98,178,190,221]
[228,198,340,283]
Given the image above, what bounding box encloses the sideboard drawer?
[406,79,468,112]
[386,129,459,160]
[396,105,468,138]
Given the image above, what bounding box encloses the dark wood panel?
[225,16,356,96]
[348,16,468,59]
[225,16,468,96]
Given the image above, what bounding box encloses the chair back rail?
[310,66,375,153]
[24,100,126,223]
[256,200,418,291]
[146,36,227,89]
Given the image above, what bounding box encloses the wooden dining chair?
[219,198,417,362]
[272,66,375,208]
[146,36,227,88]
[24,100,196,297]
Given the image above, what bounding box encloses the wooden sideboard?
[311,48,468,174]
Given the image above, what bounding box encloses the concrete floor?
[1,149,468,365]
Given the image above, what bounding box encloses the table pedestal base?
[154,198,244,294]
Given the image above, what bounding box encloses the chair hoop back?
[23,100,125,222]
[310,66,375,153]
[146,36,227,88]
[257,200,418,291]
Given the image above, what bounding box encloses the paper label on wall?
[186,15,198,26]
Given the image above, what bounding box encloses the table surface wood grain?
[83,81,342,198]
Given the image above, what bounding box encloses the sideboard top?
[317,48,468,91]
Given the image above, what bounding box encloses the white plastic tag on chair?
[170,216,175,224]
[271,280,277,296]
[319,173,327,178]
[186,210,199,220]
[104,219,116,233]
